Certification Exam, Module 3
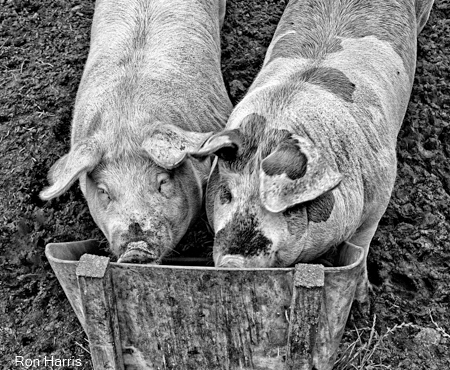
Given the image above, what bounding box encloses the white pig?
[40,0,232,263]
[192,0,434,305]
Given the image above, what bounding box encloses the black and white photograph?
[1,0,449,369]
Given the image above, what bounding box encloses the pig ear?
[142,123,214,169]
[190,129,242,161]
[260,135,342,213]
[40,139,102,200]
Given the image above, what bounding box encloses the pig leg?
[348,219,381,314]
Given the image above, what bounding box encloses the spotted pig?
[40,0,232,263]
[192,0,434,303]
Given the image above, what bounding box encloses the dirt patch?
[0,0,449,369]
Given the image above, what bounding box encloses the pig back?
[258,0,427,137]
[227,0,434,223]
[73,0,231,143]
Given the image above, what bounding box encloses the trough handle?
[76,254,124,370]
[287,263,325,370]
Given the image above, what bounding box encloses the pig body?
[194,0,434,303]
[40,0,232,263]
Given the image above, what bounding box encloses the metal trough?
[46,240,364,370]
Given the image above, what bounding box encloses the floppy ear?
[190,129,242,161]
[142,123,214,169]
[40,139,103,200]
[260,134,342,213]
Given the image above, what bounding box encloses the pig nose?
[117,241,158,264]
[215,255,245,268]
[129,222,143,236]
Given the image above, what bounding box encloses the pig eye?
[97,186,111,202]
[219,184,232,204]
[157,173,172,196]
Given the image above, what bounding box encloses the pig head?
[40,0,232,263]
[42,124,213,263]
[192,0,434,304]
[194,114,345,269]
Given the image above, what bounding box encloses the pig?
[192,0,434,305]
[40,0,232,263]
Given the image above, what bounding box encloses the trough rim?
[45,239,364,273]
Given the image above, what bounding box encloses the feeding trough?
[46,239,364,370]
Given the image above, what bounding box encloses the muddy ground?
[0,0,449,369]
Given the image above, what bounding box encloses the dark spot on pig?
[283,203,307,236]
[262,143,307,181]
[326,39,343,53]
[215,211,272,258]
[297,67,356,103]
[265,0,416,79]
[266,31,343,65]
[306,192,335,223]
[259,129,292,159]
[338,1,416,78]
[224,114,267,172]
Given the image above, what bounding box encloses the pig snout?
[117,241,158,264]
[215,255,246,268]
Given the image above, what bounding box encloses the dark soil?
[1,0,449,369]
